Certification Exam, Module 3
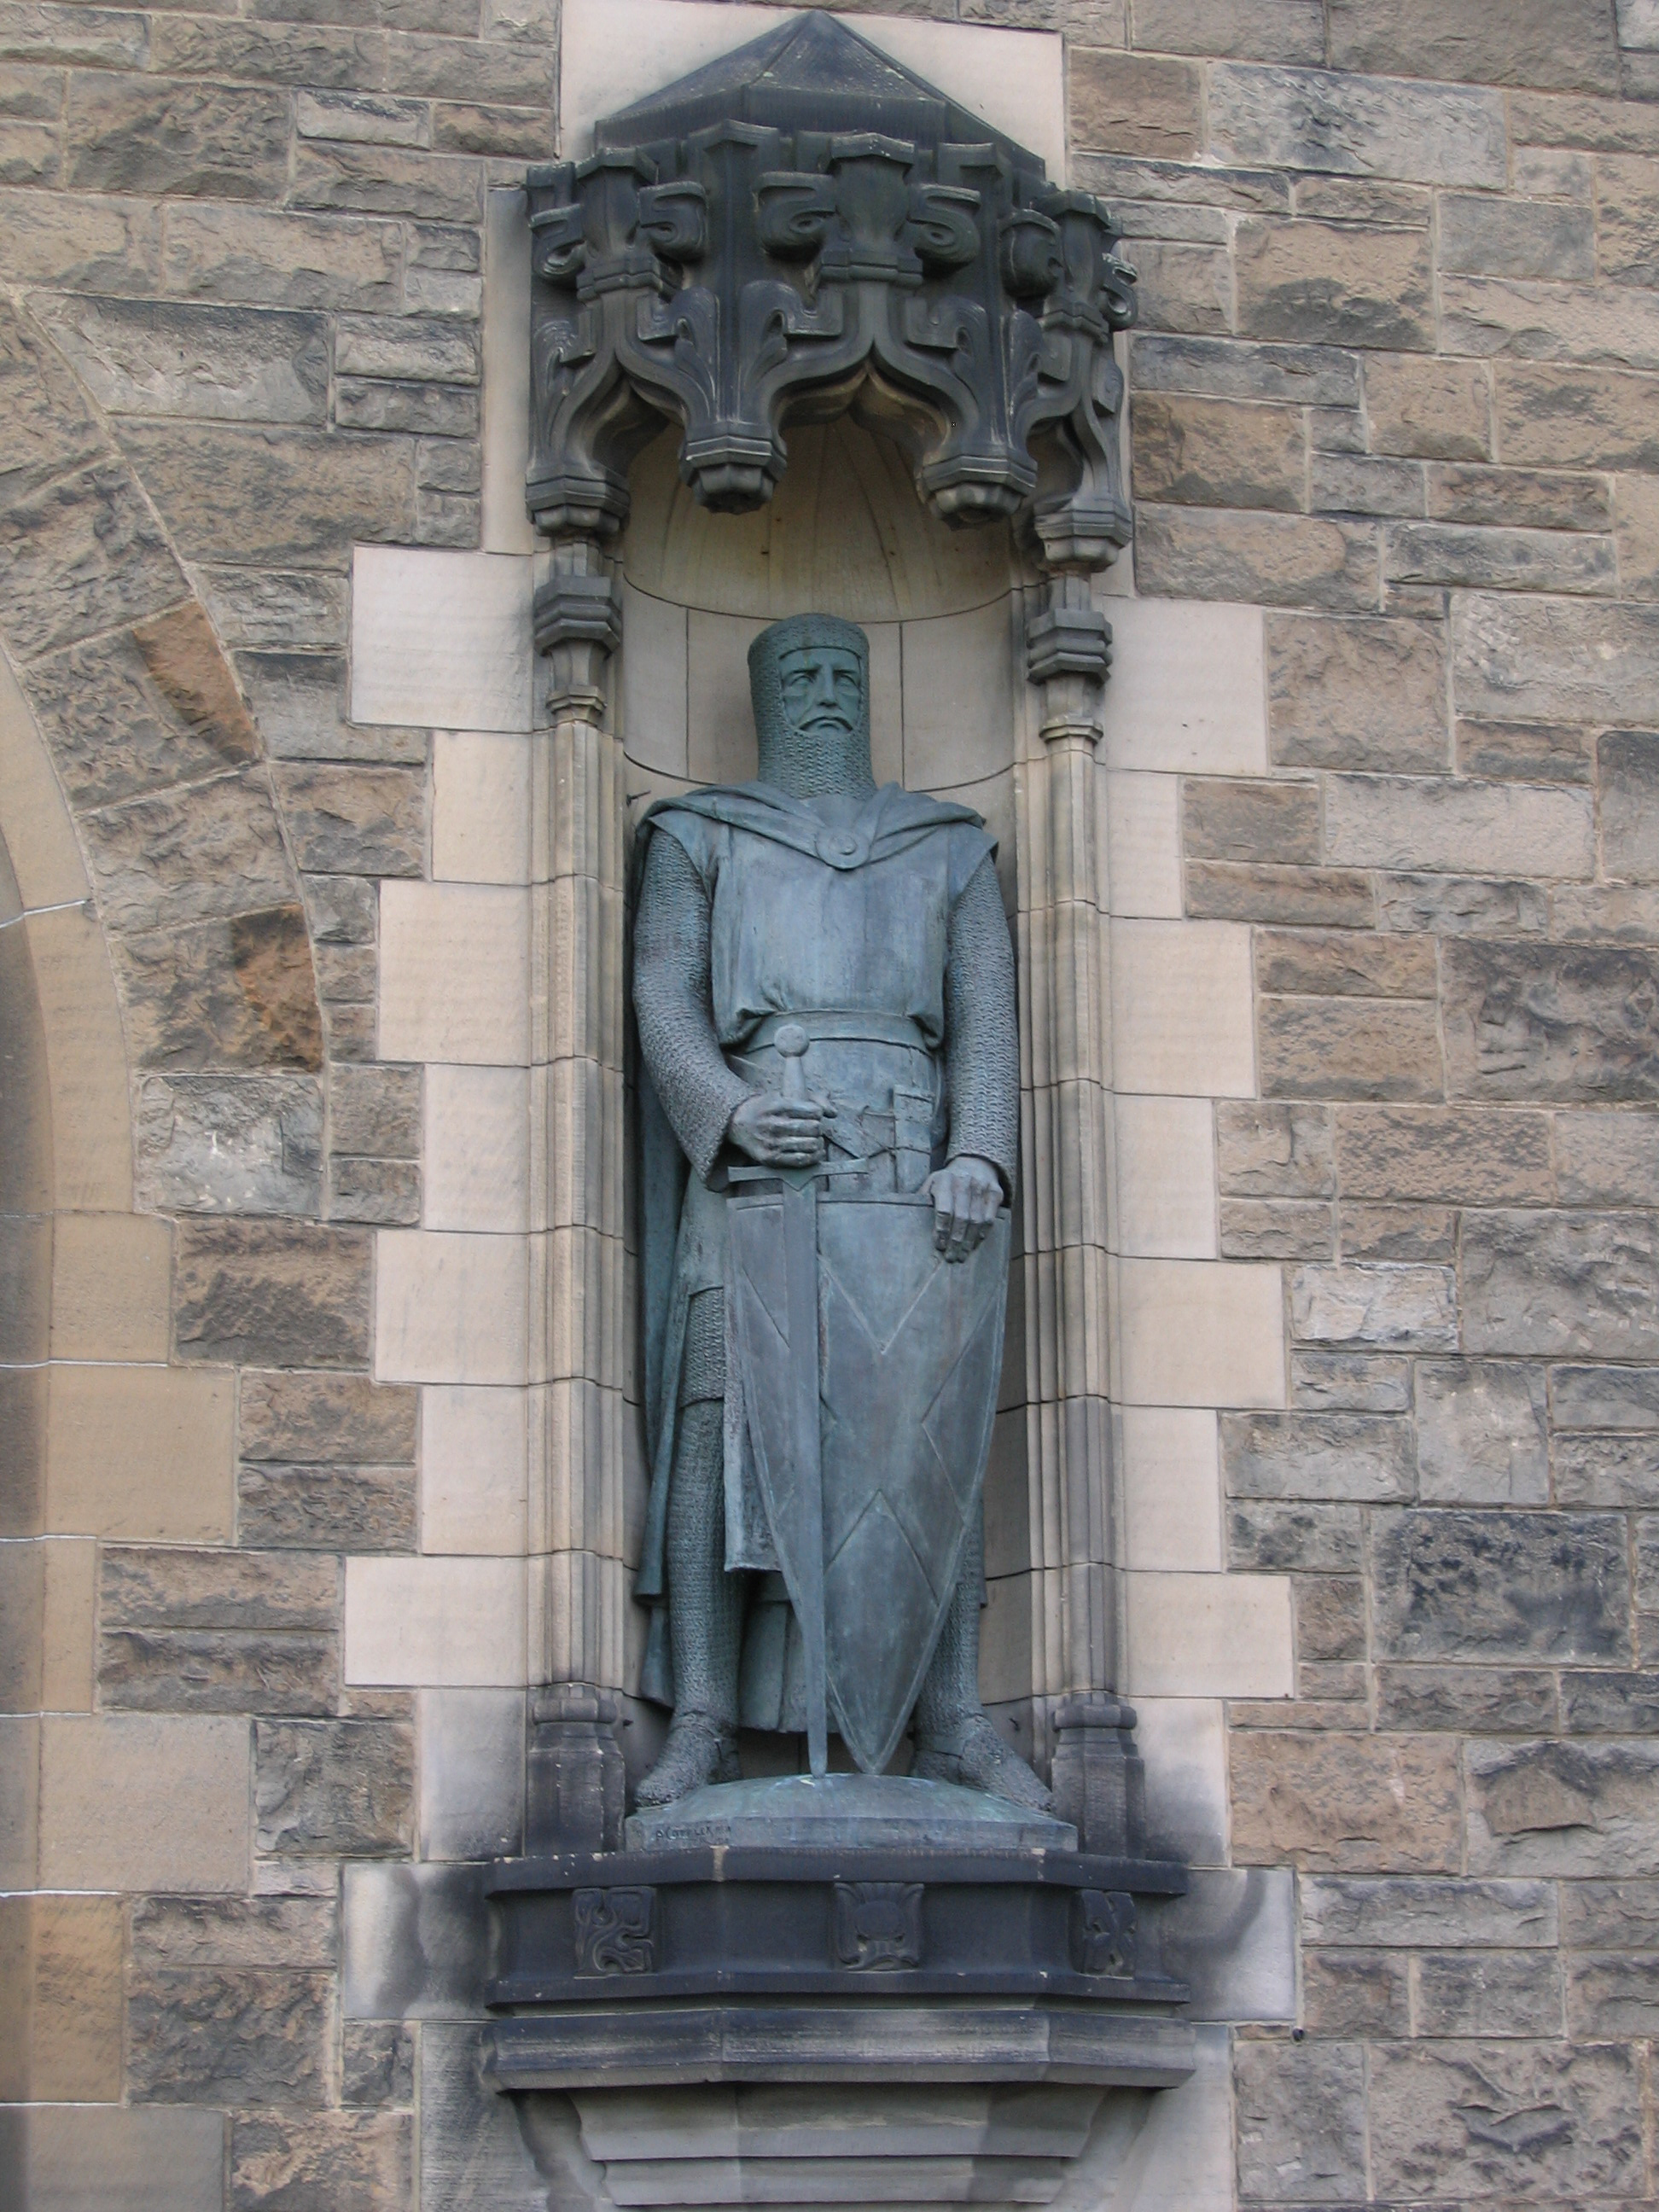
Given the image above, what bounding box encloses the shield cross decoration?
[729,1186,1010,1777]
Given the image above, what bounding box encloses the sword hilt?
[775,1021,809,1105]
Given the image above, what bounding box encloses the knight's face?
[777,647,865,744]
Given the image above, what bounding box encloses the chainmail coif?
[748,613,876,798]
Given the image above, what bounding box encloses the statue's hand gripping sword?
[727,1023,853,1778]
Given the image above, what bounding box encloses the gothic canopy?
[525,10,1138,570]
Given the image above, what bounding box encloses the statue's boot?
[911,1517,1055,1813]
[636,1388,746,1810]
[635,1708,740,1806]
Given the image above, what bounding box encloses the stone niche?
[475,12,1208,2210]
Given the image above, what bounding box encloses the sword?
[728,1022,850,1778]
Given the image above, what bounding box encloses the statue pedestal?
[486,1777,1192,2206]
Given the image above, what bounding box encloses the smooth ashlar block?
[1115,1094,1218,1259]
[1107,771,1184,918]
[418,1687,524,1860]
[1111,921,1255,1098]
[900,597,1017,790]
[46,1365,235,1541]
[1121,1406,1222,1572]
[1116,1258,1287,1409]
[376,1231,528,1386]
[620,582,689,778]
[1102,598,1267,777]
[559,0,1066,176]
[422,1386,528,1556]
[482,186,537,559]
[433,733,533,886]
[38,1714,249,1891]
[1132,1697,1228,1868]
[379,882,531,1067]
[345,1557,526,1686]
[1121,1569,1294,1698]
[351,547,532,732]
[424,1065,529,1234]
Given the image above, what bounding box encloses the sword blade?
[780,1173,828,1777]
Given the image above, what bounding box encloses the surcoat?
[632,780,1016,1712]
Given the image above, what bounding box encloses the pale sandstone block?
[1111,921,1255,1097]
[377,1230,528,1386]
[419,1686,524,1860]
[424,1064,528,1233]
[481,186,537,558]
[0,1715,39,1889]
[1122,1569,1294,1697]
[1121,1406,1222,1571]
[1132,1696,1229,1867]
[1324,774,1597,878]
[432,733,532,885]
[379,882,531,1066]
[0,652,89,911]
[1115,1095,1217,1258]
[49,1212,170,1361]
[422,1385,527,1555]
[560,0,1065,176]
[27,1889,125,2101]
[900,598,1017,790]
[1101,598,1267,776]
[1107,771,1183,917]
[16,2105,225,2212]
[351,546,533,732]
[40,1536,95,1712]
[686,608,767,785]
[46,1365,234,1541]
[25,905,131,1211]
[1117,2024,1234,2212]
[620,582,689,778]
[345,1555,526,1685]
[38,1713,248,1890]
[1116,1257,1287,1408]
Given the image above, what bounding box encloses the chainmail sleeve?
[634,828,754,1183]
[943,853,1020,1201]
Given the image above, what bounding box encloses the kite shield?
[728,1187,1010,1777]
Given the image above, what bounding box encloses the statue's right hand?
[729,1091,832,1167]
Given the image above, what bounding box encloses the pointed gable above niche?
[524,9,1137,570]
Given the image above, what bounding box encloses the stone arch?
[0,297,323,1148]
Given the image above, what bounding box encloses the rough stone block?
[1377,1662,1557,1732]
[1554,1432,1659,1507]
[1233,2037,1367,2203]
[240,1370,417,1465]
[1237,217,1434,353]
[1552,1362,1659,1429]
[1302,1872,1558,1947]
[1132,393,1306,512]
[1256,930,1437,999]
[1221,1409,1414,1501]
[1332,0,1620,89]
[1386,516,1617,594]
[273,762,426,876]
[1440,193,1597,278]
[1335,1103,1553,1203]
[1494,360,1659,474]
[231,2110,413,2210]
[1432,462,1612,534]
[1369,2040,1643,2200]
[1212,61,1506,183]
[135,1071,323,1214]
[290,141,483,224]
[79,766,294,935]
[38,294,330,426]
[131,1893,336,1970]
[255,1717,414,1856]
[162,201,403,311]
[0,457,183,660]
[1462,1208,1659,1355]
[1137,504,1382,613]
[47,1363,234,1541]
[1290,1349,1412,1411]
[1230,1728,1461,1870]
[1335,1199,1453,1262]
[342,2019,416,2107]
[1377,869,1549,935]
[1303,1947,1410,2035]
[1069,48,1200,158]
[173,1218,372,1366]
[1324,772,1593,877]
[1568,1952,1659,2036]
[128,1964,332,2106]
[1598,729,1659,882]
[1220,1197,1333,1260]
[1373,1509,1629,1661]
[1182,777,1318,864]
[1265,613,1447,771]
[1454,590,1659,726]
[1290,1260,1455,1349]
[117,420,417,566]
[1413,1947,1564,2035]
[1414,1359,1548,1504]
[66,73,288,200]
[1213,1103,1329,1201]
[38,1712,247,1890]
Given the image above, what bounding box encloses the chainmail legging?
[914,1511,984,1737]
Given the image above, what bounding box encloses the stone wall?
[3,0,1659,2206]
